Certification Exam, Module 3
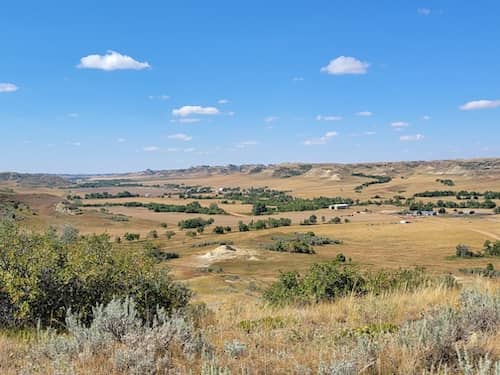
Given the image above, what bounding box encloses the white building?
[329,203,350,210]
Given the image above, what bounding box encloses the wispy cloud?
[236,140,259,149]
[321,56,369,75]
[77,50,150,71]
[355,111,372,117]
[68,141,81,147]
[400,134,424,142]
[172,105,220,117]
[304,131,338,145]
[417,8,431,16]
[292,77,304,82]
[117,138,126,143]
[422,115,431,120]
[264,116,279,123]
[0,83,19,92]
[217,99,230,104]
[168,133,192,141]
[171,118,201,124]
[364,131,376,136]
[391,121,409,129]
[316,115,342,121]
[143,146,159,152]
[459,99,500,111]
[148,95,170,100]
[67,113,79,118]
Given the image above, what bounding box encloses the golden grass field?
[1,161,499,306]
[1,160,500,373]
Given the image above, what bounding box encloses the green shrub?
[0,220,191,328]
[263,262,441,306]
[213,226,225,234]
[165,230,176,239]
[145,243,179,262]
[178,217,214,230]
[124,232,140,241]
[455,244,479,258]
[483,240,500,256]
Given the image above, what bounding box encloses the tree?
[213,226,225,234]
[252,202,268,216]
[0,220,191,328]
[238,221,250,232]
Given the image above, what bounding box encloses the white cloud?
[316,115,342,121]
[422,115,431,120]
[400,134,424,142]
[77,50,150,71]
[321,56,369,75]
[236,140,259,149]
[217,99,230,104]
[364,131,376,135]
[167,147,179,152]
[459,99,500,111]
[67,113,79,118]
[304,131,338,145]
[356,111,372,117]
[172,105,220,117]
[417,8,431,16]
[168,133,192,141]
[391,121,409,129]
[0,83,19,92]
[292,77,304,81]
[265,116,279,123]
[117,138,126,143]
[143,146,159,152]
[69,142,81,147]
[183,147,195,152]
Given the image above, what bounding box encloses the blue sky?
[1,0,499,173]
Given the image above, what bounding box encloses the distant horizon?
[2,155,499,176]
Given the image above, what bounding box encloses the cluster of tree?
[82,200,227,215]
[213,225,232,234]
[436,178,455,186]
[406,199,496,211]
[455,241,500,258]
[84,191,139,199]
[238,217,292,232]
[414,190,457,198]
[178,217,214,230]
[266,232,341,255]
[300,214,318,225]
[67,179,143,188]
[414,190,500,200]
[263,263,436,306]
[224,187,354,214]
[0,221,190,328]
[352,173,392,192]
[251,197,354,215]
[146,201,226,214]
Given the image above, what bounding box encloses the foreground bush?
[0,220,191,328]
[26,297,207,375]
[263,262,447,306]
